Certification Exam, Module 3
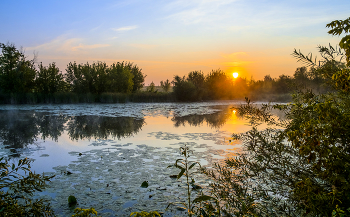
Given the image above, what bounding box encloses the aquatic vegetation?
[68,195,78,207]
[167,145,216,217]
[140,181,149,188]
[72,207,100,217]
[130,211,161,217]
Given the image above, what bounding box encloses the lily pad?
[141,181,149,188]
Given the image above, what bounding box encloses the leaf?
[177,168,186,179]
[189,162,199,170]
[141,181,148,188]
[174,164,185,170]
[193,195,217,203]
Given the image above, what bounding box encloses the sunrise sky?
[1,0,349,85]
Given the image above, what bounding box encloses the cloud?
[71,43,110,51]
[111,25,138,32]
[26,35,110,54]
[26,35,81,52]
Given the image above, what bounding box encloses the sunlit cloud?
[26,36,81,52]
[111,25,138,32]
[26,35,110,53]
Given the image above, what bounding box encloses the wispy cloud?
[26,35,110,53]
[71,43,110,51]
[26,35,81,52]
[111,25,138,32]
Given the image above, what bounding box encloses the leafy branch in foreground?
[0,157,55,216]
[200,16,350,217]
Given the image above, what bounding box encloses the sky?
[0,0,349,85]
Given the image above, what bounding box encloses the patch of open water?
[0,101,258,216]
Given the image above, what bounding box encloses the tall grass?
[0,92,176,104]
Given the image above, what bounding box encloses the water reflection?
[172,106,234,128]
[0,107,235,157]
[0,110,145,157]
[67,116,145,141]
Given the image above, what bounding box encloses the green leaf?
[189,162,199,170]
[177,168,186,179]
[141,181,149,188]
[193,195,216,203]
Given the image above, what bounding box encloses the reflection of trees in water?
[67,116,145,141]
[172,107,232,128]
[0,110,145,157]
[0,111,39,157]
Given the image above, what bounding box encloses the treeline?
[171,66,330,102]
[0,43,158,103]
[1,42,332,104]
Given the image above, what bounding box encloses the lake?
[0,101,253,216]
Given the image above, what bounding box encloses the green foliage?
[36,62,67,94]
[326,17,350,66]
[72,207,100,217]
[0,157,55,216]
[168,145,217,217]
[68,195,77,207]
[108,62,134,94]
[0,43,36,94]
[201,17,350,217]
[128,62,146,92]
[141,181,149,188]
[130,211,161,217]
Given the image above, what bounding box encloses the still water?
[0,101,252,216]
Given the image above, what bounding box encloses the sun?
[232,72,239,79]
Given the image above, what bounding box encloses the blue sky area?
[1,0,349,84]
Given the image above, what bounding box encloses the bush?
[0,157,55,216]
[202,16,350,216]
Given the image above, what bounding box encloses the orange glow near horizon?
[232,72,239,78]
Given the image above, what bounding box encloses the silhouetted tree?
[36,62,66,94]
[160,79,171,92]
[0,43,36,93]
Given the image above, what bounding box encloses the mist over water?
[0,102,252,216]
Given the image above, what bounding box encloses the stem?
[186,151,192,217]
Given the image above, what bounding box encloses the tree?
[205,69,233,99]
[160,79,171,92]
[0,43,36,94]
[172,76,196,101]
[36,62,66,94]
[146,81,156,93]
[203,17,350,216]
[126,62,146,92]
[108,62,134,94]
